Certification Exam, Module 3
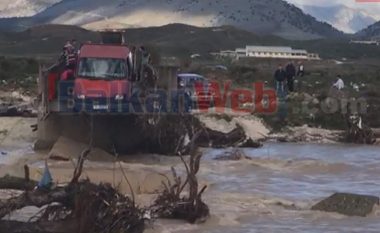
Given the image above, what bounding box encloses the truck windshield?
[78,58,127,79]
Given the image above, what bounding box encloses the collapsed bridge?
[35,30,263,154]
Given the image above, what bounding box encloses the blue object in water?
[38,161,53,189]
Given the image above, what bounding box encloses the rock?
[11,91,21,100]
[311,193,380,217]
[197,114,269,144]
[375,138,380,145]
[303,93,313,102]
[197,126,246,148]
[238,138,263,148]
[0,91,36,117]
[215,149,251,161]
[312,98,320,105]
[373,128,380,138]
[48,137,114,162]
[233,116,270,141]
[34,140,53,151]
[197,115,236,134]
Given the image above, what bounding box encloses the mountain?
[355,21,380,39]
[300,4,377,33]
[0,0,344,40]
[0,0,61,18]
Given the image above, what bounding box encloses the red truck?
[37,31,186,150]
[45,31,156,114]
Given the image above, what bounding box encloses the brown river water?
[1,142,380,233]
[150,143,380,233]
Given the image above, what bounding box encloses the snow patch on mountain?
[0,0,62,18]
[0,0,343,40]
[81,10,216,30]
[300,4,378,33]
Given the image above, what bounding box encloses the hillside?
[355,21,380,39]
[125,24,287,57]
[0,24,100,56]
[0,24,379,60]
[0,24,283,57]
[0,0,343,40]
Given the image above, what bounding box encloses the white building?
[235,48,247,58]
[218,50,237,57]
[215,45,320,60]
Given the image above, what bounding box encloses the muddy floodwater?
[153,143,380,233]
[1,142,380,233]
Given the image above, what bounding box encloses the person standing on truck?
[63,40,78,69]
[60,40,78,80]
[140,46,151,65]
[138,46,156,89]
[274,64,286,97]
[285,61,296,92]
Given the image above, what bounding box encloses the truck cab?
[73,43,132,112]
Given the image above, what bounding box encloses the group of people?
[274,61,304,97]
[274,59,346,99]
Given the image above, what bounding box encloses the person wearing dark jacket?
[285,61,296,92]
[274,64,286,97]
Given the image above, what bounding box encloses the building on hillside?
[350,40,380,46]
[218,50,236,57]
[235,48,247,58]
[213,45,320,60]
[307,53,320,60]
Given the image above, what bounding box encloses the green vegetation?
[0,24,378,131]
[0,56,39,90]
[186,58,380,130]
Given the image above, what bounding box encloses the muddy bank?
[36,113,269,155]
[269,125,345,144]
[0,90,36,117]
[0,88,375,147]
[0,117,36,148]
[197,113,379,145]
[1,140,182,198]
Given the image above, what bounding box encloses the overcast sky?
[286,0,380,16]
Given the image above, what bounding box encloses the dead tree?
[346,114,375,144]
[152,129,210,223]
